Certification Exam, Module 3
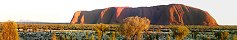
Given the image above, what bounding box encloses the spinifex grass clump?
[173,26,190,40]
[118,16,150,40]
[1,21,19,40]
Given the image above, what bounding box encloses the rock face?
[70,4,218,26]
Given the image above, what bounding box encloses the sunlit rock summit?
[70,4,218,26]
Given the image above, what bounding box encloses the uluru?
[70,4,218,26]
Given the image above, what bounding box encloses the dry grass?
[1,21,19,40]
[93,24,109,32]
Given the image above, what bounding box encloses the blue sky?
[0,0,236,25]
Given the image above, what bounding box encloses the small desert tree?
[93,24,109,40]
[167,33,171,40]
[0,32,2,40]
[111,32,116,40]
[233,34,237,40]
[173,26,190,40]
[221,32,229,40]
[91,34,94,40]
[118,16,150,40]
[52,32,57,40]
[1,21,19,40]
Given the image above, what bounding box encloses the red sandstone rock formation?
[80,15,85,24]
[70,11,80,24]
[116,7,125,18]
[99,8,110,23]
[169,4,186,25]
[203,11,218,26]
[70,4,218,26]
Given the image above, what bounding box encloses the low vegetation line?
[0,24,237,30]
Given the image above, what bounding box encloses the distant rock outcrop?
[70,4,218,26]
